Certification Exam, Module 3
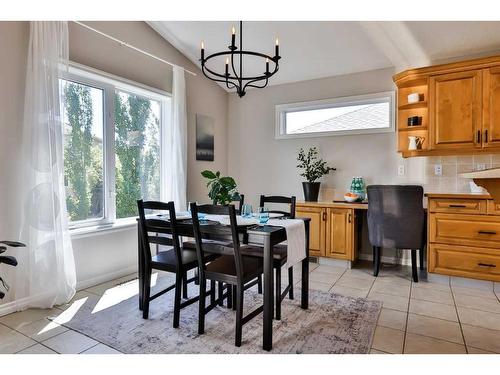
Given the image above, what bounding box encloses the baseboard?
[76,265,137,291]
[0,265,137,317]
[357,253,413,267]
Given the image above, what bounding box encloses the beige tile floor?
[1,261,499,354]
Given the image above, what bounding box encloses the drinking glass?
[241,204,253,218]
[258,207,269,224]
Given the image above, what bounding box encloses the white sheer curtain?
[16,21,76,308]
[162,66,187,210]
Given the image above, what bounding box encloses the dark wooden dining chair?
[366,185,426,282]
[137,200,218,326]
[190,202,264,347]
[241,195,296,320]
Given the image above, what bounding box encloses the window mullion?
[104,85,117,224]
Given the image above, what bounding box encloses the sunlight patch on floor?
[91,273,158,314]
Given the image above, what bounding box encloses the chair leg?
[411,250,419,282]
[419,247,425,270]
[235,284,244,347]
[275,266,282,320]
[142,270,151,319]
[232,285,237,311]
[227,284,233,309]
[182,271,188,299]
[198,277,207,335]
[218,282,224,306]
[173,272,183,328]
[257,275,262,294]
[288,266,294,300]
[373,246,381,277]
[210,280,216,305]
[194,268,199,285]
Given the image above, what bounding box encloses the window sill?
[70,217,137,239]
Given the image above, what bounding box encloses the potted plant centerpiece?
[297,147,335,202]
[201,170,240,205]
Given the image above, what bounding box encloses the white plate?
[250,212,283,218]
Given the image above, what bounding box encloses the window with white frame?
[275,91,395,139]
[60,65,170,228]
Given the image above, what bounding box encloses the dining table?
[137,214,311,351]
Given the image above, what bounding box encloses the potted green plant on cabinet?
[297,147,335,202]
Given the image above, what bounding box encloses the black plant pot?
[302,182,321,202]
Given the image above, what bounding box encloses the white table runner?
[203,214,306,268]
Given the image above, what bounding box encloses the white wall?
[0,21,229,308]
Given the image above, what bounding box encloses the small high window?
[275,91,395,139]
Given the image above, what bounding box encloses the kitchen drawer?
[429,243,500,281]
[429,213,500,248]
[429,198,486,214]
[487,200,500,215]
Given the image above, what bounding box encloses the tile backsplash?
[424,154,500,193]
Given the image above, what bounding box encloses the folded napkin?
[205,214,259,226]
[267,218,306,268]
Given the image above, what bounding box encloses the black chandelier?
[200,21,281,98]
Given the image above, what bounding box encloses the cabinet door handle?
[478,262,496,268]
[322,212,326,221]
[485,129,489,143]
[448,204,466,208]
[477,130,481,143]
[348,213,352,223]
[478,230,497,235]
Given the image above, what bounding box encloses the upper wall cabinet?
[483,67,500,148]
[393,55,500,157]
[429,70,482,150]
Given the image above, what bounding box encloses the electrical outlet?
[476,163,486,171]
[434,164,442,176]
[398,165,405,176]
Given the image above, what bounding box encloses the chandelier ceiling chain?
[200,21,281,98]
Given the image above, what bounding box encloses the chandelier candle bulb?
[200,41,204,60]
[266,58,269,75]
[231,26,236,48]
[275,38,279,57]
[225,57,229,76]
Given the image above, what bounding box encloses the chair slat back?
[137,200,183,268]
[190,203,244,279]
[259,195,296,218]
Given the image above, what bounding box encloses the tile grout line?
[401,278,413,354]
[450,282,468,354]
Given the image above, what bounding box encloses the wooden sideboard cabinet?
[427,193,500,282]
[296,201,362,261]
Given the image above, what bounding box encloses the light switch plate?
[434,164,442,176]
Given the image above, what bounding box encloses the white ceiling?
[149,21,500,89]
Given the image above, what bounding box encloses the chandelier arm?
[202,65,238,89]
[230,51,239,81]
[243,76,269,91]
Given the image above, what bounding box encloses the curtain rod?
[72,21,197,77]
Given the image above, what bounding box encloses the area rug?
[56,276,381,354]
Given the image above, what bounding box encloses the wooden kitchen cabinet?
[427,193,500,282]
[295,205,326,257]
[394,54,500,157]
[296,202,360,261]
[483,66,500,148]
[429,70,482,150]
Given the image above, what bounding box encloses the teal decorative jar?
[349,177,366,201]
